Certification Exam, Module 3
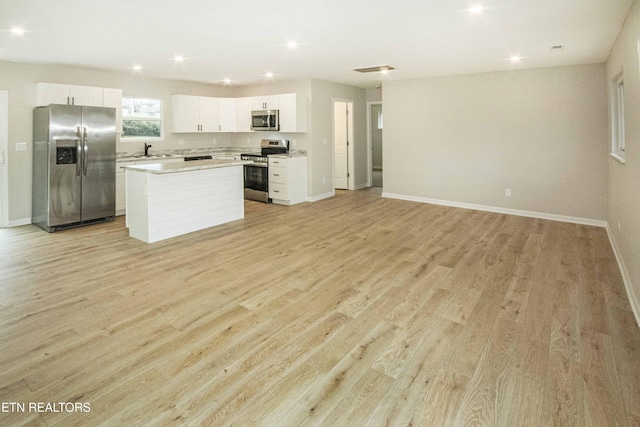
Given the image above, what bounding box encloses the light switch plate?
[16,142,27,151]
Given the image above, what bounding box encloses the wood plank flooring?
[0,188,638,426]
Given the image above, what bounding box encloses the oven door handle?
[245,162,268,167]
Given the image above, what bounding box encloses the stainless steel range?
[241,139,289,203]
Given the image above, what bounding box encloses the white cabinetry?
[278,93,307,132]
[218,98,237,132]
[116,158,183,215]
[36,83,103,107]
[268,156,307,205]
[171,95,220,133]
[252,96,279,110]
[235,97,253,132]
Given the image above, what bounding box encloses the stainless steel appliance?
[251,110,279,131]
[241,139,289,203]
[32,104,116,232]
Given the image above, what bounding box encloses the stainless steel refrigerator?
[32,104,116,232]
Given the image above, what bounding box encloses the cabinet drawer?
[268,157,286,166]
[269,182,289,199]
[269,166,287,184]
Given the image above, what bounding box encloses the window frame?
[121,95,165,142]
[611,71,626,164]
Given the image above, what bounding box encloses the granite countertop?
[123,159,252,174]
[117,147,307,162]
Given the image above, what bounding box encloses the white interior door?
[0,90,8,227]
[334,101,348,189]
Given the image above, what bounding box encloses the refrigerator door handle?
[83,126,88,175]
[75,126,82,176]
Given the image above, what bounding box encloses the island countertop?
[122,159,252,174]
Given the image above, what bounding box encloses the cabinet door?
[171,95,201,132]
[252,96,279,110]
[199,97,219,132]
[35,83,70,106]
[103,88,123,133]
[235,97,253,132]
[69,85,103,106]
[218,98,236,132]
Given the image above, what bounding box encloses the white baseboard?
[8,218,31,227]
[354,183,368,190]
[606,224,640,328]
[381,193,607,228]
[307,191,335,202]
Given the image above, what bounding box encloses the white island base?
[124,160,249,243]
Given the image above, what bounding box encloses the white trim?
[8,218,31,227]
[332,98,355,190]
[606,224,640,328]
[307,191,335,202]
[610,152,626,164]
[354,183,368,190]
[0,90,8,228]
[381,192,607,227]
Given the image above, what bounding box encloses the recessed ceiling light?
[223,78,232,85]
[174,56,184,62]
[468,5,484,14]
[10,27,25,35]
[286,40,298,49]
[133,65,142,71]
[265,72,274,78]
[380,69,390,75]
[510,55,522,62]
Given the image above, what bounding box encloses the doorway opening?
[333,99,354,190]
[0,90,7,228]
[368,102,383,187]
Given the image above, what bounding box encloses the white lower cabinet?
[268,156,307,205]
[116,158,183,215]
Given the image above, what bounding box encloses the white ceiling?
[0,0,633,88]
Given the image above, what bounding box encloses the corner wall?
[382,63,609,222]
[606,0,640,324]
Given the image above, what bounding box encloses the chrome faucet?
[144,143,152,156]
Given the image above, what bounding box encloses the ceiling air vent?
[353,65,395,73]
[550,45,565,52]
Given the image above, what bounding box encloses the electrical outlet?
[247,138,251,145]
[618,220,621,232]
[212,137,217,146]
[505,189,512,197]
[322,176,326,185]
[291,139,297,147]
[15,142,27,151]
[178,139,185,146]
[322,138,327,145]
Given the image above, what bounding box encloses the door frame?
[366,101,382,188]
[332,98,354,190]
[0,90,8,228]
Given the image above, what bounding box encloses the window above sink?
[121,96,164,142]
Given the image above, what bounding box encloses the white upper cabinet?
[198,96,219,132]
[278,93,307,133]
[252,96,279,110]
[235,97,253,132]
[36,83,103,107]
[171,92,308,133]
[218,98,237,132]
[171,95,220,133]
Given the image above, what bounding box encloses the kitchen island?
[123,159,251,243]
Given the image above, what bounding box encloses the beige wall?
[310,79,367,195]
[606,0,640,320]
[371,104,383,169]
[382,63,609,221]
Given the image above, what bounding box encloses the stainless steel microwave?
[251,110,279,131]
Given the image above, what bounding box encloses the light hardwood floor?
[0,188,638,426]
